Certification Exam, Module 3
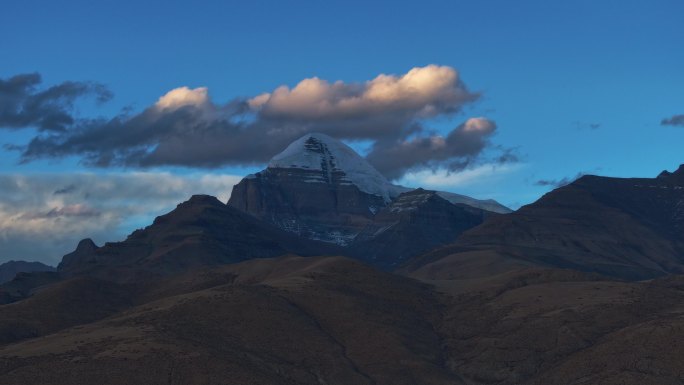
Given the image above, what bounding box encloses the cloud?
[365,117,497,179]
[399,162,520,189]
[250,65,477,128]
[0,172,241,264]
[661,114,684,127]
[0,72,112,132]
[20,204,101,220]
[53,184,77,195]
[572,121,602,130]
[5,66,507,180]
[154,86,209,110]
[534,172,586,188]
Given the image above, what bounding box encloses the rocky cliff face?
[351,189,490,268]
[229,133,399,244]
[228,168,387,245]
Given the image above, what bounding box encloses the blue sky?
[1,0,683,263]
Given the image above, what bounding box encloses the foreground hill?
[406,165,684,280]
[2,256,684,384]
[0,256,462,385]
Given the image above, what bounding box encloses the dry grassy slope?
[0,277,134,345]
[433,269,684,385]
[0,256,464,385]
[3,257,684,384]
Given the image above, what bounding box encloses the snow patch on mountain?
[269,133,398,201]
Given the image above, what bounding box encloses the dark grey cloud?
[365,118,497,180]
[5,66,509,180]
[661,114,684,127]
[572,121,601,130]
[493,146,521,164]
[535,172,586,188]
[53,184,77,195]
[0,72,112,132]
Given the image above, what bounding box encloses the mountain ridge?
[405,165,684,281]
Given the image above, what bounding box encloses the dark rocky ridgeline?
[405,165,684,281]
[56,194,343,282]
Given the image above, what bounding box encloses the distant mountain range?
[3,133,684,384]
[0,261,54,284]
[56,133,506,277]
[22,134,684,282]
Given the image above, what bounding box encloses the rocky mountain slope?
[350,189,491,269]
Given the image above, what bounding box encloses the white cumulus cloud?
[249,65,477,122]
[155,86,210,110]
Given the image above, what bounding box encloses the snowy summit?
[268,133,399,201]
[264,132,511,213]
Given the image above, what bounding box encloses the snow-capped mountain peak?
[268,133,396,201]
[265,132,512,213]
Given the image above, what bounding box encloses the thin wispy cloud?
[572,121,602,130]
[534,172,587,188]
[367,118,498,179]
[398,162,521,189]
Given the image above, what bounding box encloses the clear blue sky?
[1,0,683,262]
